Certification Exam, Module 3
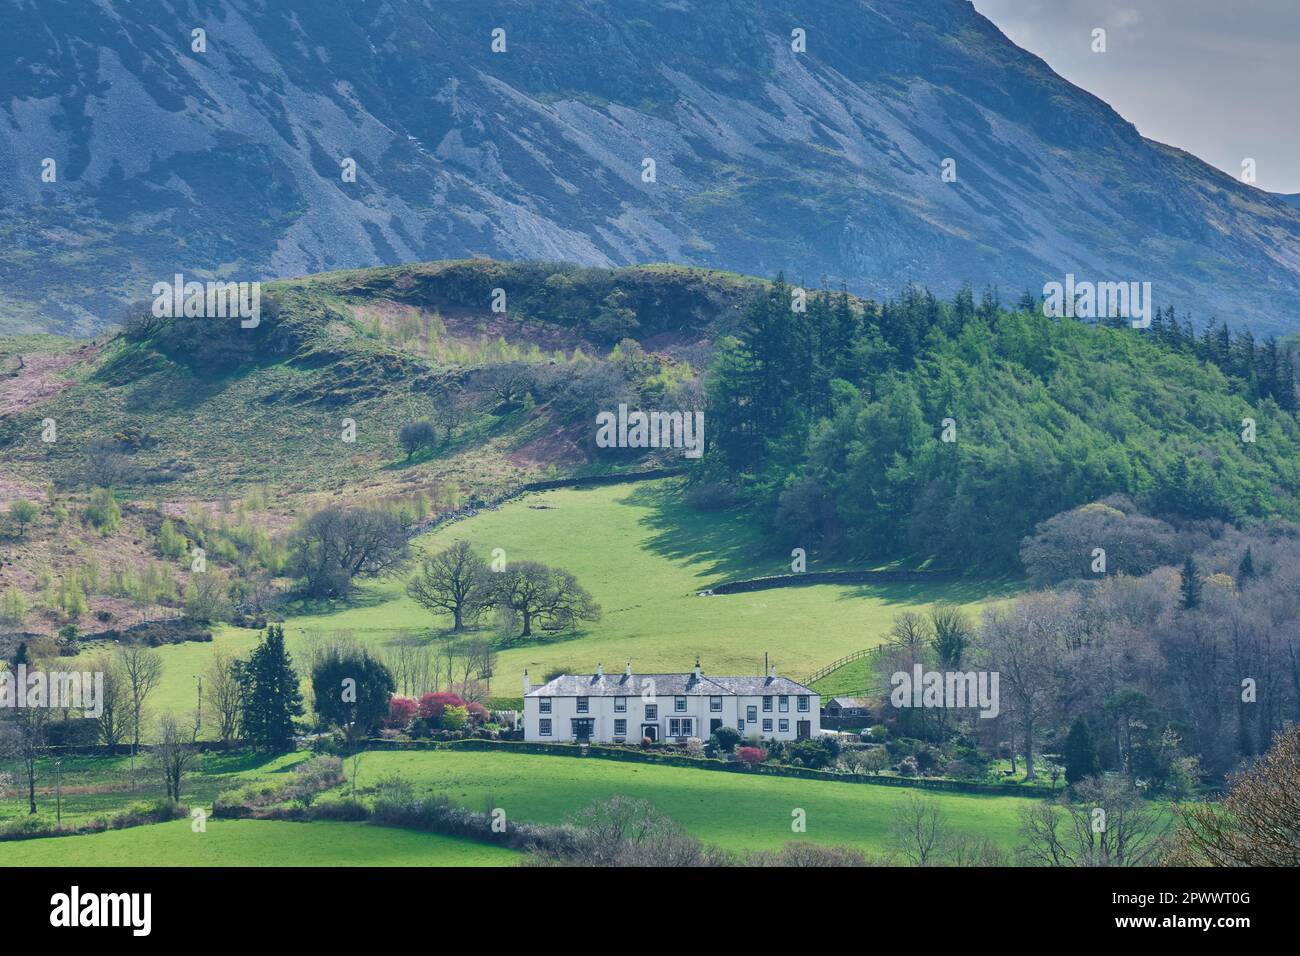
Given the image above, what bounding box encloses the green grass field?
[0,818,517,867]
[70,479,1015,730]
[3,747,1041,863]
[344,748,1038,855]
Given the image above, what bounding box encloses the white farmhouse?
[522,660,820,744]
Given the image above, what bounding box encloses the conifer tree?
[239,624,304,750]
[1063,717,1100,784]
[1238,546,1255,581]
[1180,556,1202,610]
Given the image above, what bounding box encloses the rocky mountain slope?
[3,0,1299,335]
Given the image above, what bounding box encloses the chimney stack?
[596,661,604,678]
[523,669,530,695]
[694,657,702,681]
[768,664,777,680]
[625,662,632,678]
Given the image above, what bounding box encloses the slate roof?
[525,672,815,697]
[830,696,868,708]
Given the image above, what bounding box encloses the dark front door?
[710,718,723,735]
[642,724,658,742]
[572,719,594,741]
[797,720,811,739]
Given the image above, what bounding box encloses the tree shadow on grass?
[624,480,1022,603]
[201,751,299,775]
[624,480,779,584]
[280,586,395,618]
[831,577,1022,608]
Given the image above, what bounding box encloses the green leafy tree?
[84,488,121,533]
[0,587,26,626]
[441,704,468,731]
[158,518,187,559]
[57,577,87,621]
[8,500,38,537]
[310,646,395,735]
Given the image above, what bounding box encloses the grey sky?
[973,0,1300,194]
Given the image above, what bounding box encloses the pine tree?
[1215,323,1231,368]
[239,624,304,750]
[1063,717,1100,784]
[1278,346,1298,412]
[1238,546,1255,581]
[1180,556,1202,610]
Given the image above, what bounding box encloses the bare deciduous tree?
[288,506,409,598]
[429,387,465,445]
[0,706,48,814]
[206,648,243,745]
[888,792,949,866]
[548,795,731,867]
[118,643,163,784]
[490,561,600,638]
[92,655,130,751]
[406,540,491,631]
[1168,725,1300,866]
[154,713,199,802]
[977,593,1080,780]
[1017,775,1169,867]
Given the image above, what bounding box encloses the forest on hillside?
[698,278,1300,570]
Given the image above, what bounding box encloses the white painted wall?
[522,687,820,743]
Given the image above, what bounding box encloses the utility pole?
[54,757,63,825]
[192,674,203,743]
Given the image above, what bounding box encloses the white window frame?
[539,719,552,736]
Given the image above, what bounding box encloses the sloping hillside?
[2,0,1298,334]
[0,260,754,503]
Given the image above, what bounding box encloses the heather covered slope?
[2,0,1299,334]
[0,260,748,502]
